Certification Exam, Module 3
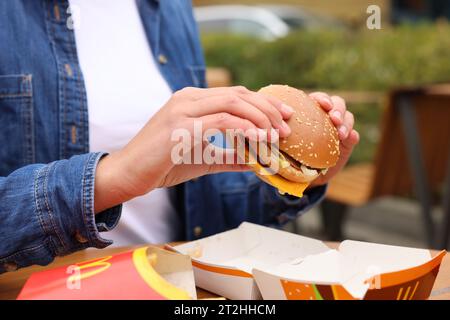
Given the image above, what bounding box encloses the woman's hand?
[307,92,360,188]
[94,86,294,212]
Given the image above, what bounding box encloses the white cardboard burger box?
[169,222,446,300]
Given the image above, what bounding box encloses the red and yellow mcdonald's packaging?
[18,246,196,300]
[171,222,446,300]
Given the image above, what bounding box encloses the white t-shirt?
[70,0,181,245]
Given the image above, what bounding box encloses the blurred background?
[193,0,450,249]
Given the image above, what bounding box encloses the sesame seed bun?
[243,85,340,195]
[259,84,340,168]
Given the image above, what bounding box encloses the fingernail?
[321,97,333,108]
[327,98,334,109]
[332,111,342,121]
[281,120,291,135]
[339,126,348,137]
[281,103,294,115]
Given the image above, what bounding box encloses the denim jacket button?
[193,226,202,238]
[74,231,88,244]
[158,54,168,64]
[4,262,18,272]
[64,63,73,77]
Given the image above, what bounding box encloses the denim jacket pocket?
[188,65,207,88]
[0,74,34,174]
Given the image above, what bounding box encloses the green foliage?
[202,24,450,91]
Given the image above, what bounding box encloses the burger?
[242,85,340,198]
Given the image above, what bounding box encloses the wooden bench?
[321,85,450,249]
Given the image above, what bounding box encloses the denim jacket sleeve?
[183,171,327,239]
[264,182,327,227]
[0,152,122,274]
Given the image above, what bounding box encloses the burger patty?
[279,150,323,174]
[279,150,303,171]
[244,139,324,179]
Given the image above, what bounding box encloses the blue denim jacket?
[0,0,326,273]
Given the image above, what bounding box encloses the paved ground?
[287,197,446,249]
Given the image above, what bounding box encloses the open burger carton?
[18,246,196,300]
[169,222,446,300]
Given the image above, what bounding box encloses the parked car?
[194,4,343,41]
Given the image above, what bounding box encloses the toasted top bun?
[259,85,340,169]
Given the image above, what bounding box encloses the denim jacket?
[0,0,326,273]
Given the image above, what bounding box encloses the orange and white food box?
[170,222,446,300]
[18,246,196,300]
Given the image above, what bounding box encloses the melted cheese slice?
[249,159,309,198]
